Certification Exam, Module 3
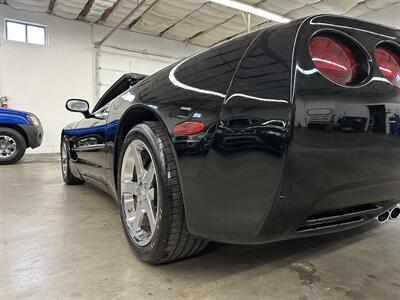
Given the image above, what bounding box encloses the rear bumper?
[256,129,400,243]
[181,129,400,244]
[21,124,43,149]
[253,137,400,243]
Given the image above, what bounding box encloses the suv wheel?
[0,127,26,165]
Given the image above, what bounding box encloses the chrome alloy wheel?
[121,139,158,247]
[0,135,16,158]
[61,141,68,177]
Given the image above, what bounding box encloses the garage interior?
[1,0,400,299]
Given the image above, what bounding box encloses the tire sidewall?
[118,123,172,263]
[0,128,26,164]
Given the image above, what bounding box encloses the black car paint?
[63,15,400,244]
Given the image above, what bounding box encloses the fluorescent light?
[209,0,291,23]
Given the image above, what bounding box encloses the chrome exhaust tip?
[376,211,390,224]
[389,207,400,220]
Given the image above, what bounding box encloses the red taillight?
[309,36,357,85]
[374,46,400,87]
[174,121,205,135]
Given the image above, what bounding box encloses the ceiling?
[1,0,399,47]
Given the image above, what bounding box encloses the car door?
[72,73,146,187]
[73,103,110,184]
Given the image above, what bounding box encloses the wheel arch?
[113,104,170,187]
[0,124,29,147]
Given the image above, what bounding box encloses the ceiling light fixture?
[209,0,291,23]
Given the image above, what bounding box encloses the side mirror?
[66,99,90,118]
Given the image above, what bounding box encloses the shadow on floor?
[158,221,381,277]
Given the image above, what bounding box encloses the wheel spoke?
[146,188,155,200]
[123,195,135,211]
[121,180,139,196]
[143,161,155,186]
[143,198,156,232]
[121,147,135,180]
[132,202,145,231]
[126,215,135,229]
[131,143,145,178]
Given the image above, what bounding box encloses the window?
[5,19,47,45]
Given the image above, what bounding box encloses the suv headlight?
[27,115,40,127]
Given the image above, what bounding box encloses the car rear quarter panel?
[105,31,259,194]
[181,21,301,242]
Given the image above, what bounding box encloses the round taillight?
[174,121,205,135]
[374,46,400,87]
[309,35,357,85]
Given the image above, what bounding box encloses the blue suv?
[0,108,43,164]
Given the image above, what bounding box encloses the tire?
[118,121,208,264]
[0,127,26,165]
[61,136,84,185]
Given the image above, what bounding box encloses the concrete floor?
[1,155,400,300]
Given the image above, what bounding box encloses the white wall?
[0,5,203,153]
[360,3,400,28]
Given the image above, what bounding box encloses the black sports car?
[61,15,400,264]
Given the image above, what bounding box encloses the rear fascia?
[254,15,400,242]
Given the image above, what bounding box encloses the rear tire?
[0,127,26,165]
[61,136,84,185]
[118,121,208,264]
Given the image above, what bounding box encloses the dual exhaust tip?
[376,205,400,224]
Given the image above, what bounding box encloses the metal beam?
[78,0,95,20]
[128,0,160,30]
[209,20,272,47]
[97,0,123,23]
[158,2,207,37]
[48,0,57,14]
[187,0,266,45]
[96,0,146,46]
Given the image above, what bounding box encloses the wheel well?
[0,124,29,147]
[113,106,163,186]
